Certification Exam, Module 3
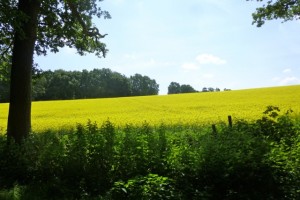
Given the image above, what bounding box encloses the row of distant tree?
[0,67,231,102]
[167,82,230,94]
[0,68,159,102]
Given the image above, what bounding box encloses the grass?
[0,85,299,132]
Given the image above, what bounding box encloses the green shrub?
[167,125,279,199]
[106,174,181,200]
[0,108,299,199]
[256,106,297,144]
[267,133,300,199]
[0,185,23,200]
[112,123,171,181]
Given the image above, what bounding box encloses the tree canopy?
[0,0,110,59]
[168,82,197,94]
[168,82,181,94]
[248,0,300,27]
[129,74,159,96]
[0,68,160,101]
[180,84,197,94]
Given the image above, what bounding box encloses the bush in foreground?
[0,107,299,199]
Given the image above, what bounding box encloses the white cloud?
[181,62,199,70]
[180,53,226,72]
[278,76,300,85]
[196,54,227,65]
[283,68,291,73]
[273,75,300,86]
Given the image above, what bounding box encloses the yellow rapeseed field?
[0,85,299,132]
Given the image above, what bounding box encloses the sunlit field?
[0,85,299,132]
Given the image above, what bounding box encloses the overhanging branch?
[65,0,107,39]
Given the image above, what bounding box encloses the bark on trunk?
[7,0,40,143]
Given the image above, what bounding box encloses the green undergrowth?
[0,106,299,199]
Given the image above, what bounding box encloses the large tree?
[0,0,110,143]
[168,82,181,94]
[129,74,159,96]
[180,84,197,93]
[247,0,300,27]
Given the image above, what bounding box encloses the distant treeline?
[0,68,159,102]
[168,81,228,94]
[0,67,230,102]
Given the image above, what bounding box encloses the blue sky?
[35,0,300,94]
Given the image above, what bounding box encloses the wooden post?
[228,115,233,128]
[212,124,217,136]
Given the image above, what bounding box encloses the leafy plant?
[256,106,297,144]
[0,185,22,200]
[107,174,181,200]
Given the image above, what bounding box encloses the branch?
[65,0,107,39]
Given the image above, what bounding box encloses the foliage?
[129,74,159,96]
[180,84,197,93]
[0,0,111,59]
[167,82,197,94]
[0,61,10,102]
[164,123,276,199]
[267,136,300,199]
[255,105,296,143]
[0,107,299,199]
[0,184,23,200]
[168,82,181,94]
[247,0,300,27]
[107,174,180,200]
[0,68,159,102]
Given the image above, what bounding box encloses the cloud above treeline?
[196,54,227,65]
[181,53,227,71]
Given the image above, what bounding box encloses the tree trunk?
[7,0,40,143]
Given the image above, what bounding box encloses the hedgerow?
[0,107,299,199]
